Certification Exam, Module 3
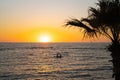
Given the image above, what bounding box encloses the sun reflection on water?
[37,65,61,73]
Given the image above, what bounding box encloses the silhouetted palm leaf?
[66,0,120,44]
[66,19,97,37]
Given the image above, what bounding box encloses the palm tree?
[65,0,120,80]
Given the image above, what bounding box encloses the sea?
[0,42,114,80]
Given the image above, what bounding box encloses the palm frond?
[81,18,101,29]
[65,0,120,43]
[66,19,90,30]
[88,7,100,18]
[66,19,85,27]
[66,18,97,38]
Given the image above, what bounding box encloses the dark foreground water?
[0,42,113,80]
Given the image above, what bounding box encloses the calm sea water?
[0,42,114,80]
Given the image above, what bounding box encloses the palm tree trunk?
[108,42,120,80]
[111,53,120,80]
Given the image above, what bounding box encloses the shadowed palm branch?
[66,0,120,44]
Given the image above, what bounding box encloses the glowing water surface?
[0,43,113,80]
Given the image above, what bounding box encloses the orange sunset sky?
[0,0,110,42]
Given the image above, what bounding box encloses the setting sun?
[39,35,51,43]
[0,0,109,42]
